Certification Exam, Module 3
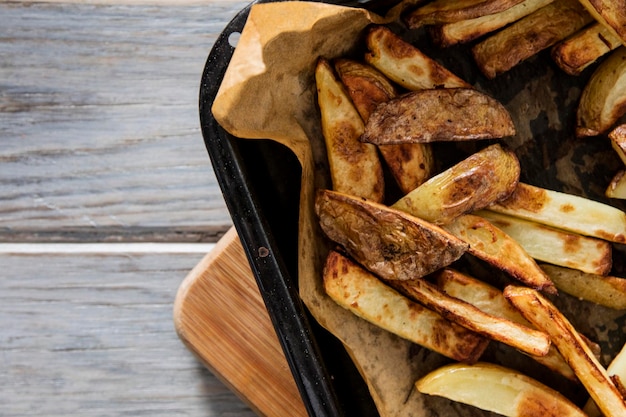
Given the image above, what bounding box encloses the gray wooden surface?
[1,1,259,415]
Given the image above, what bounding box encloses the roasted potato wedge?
[362,88,516,144]
[323,250,489,362]
[489,182,626,243]
[390,277,551,356]
[577,0,626,46]
[405,0,526,28]
[392,144,520,225]
[443,214,557,293]
[315,58,384,202]
[429,0,553,47]
[334,58,435,193]
[552,22,622,75]
[437,268,578,380]
[609,124,626,165]
[364,25,470,91]
[471,0,593,78]
[540,263,626,310]
[585,343,626,416]
[477,210,612,275]
[504,286,626,417]
[315,189,468,281]
[606,170,626,199]
[576,47,626,137]
[416,362,586,417]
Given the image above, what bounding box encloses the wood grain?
[0,1,247,242]
[174,228,308,417]
[1,249,256,416]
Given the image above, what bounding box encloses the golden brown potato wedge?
[416,362,587,417]
[444,214,557,293]
[429,0,553,47]
[552,22,622,75]
[364,25,470,91]
[405,0,526,28]
[477,210,612,275]
[333,58,397,122]
[323,250,489,363]
[362,89,516,144]
[609,124,626,165]
[504,285,626,417]
[436,268,578,380]
[585,343,626,416]
[606,170,626,199]
[315,189,468,281]
[540,263,626,310]
[576,47,626,137]
[471,0,593,78]
[577,0,626,46]
[392,144,520,224]
[489,182,626,243]
[315,58,384,202]
[334,58,435,193]
[390,277,551,356]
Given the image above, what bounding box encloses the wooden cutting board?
[173,227,308,417]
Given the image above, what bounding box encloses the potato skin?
[315,189,468,281]
[361,88,515,145]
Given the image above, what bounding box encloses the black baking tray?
[199,2,380,415]
[199,2,626,416]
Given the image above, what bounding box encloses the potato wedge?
[576,47,626,137]
[504,285,626,417]
[471,0,593,79]
[552,22,622,75]
[364,25,470,91]
[489,182,626,243]
[392,144,520,225]
[540,263,626,310]
[577,0,626,46]
[416,362,586,417]
[405,0,526,28]
[323,250,489,362]
[429,0,553,47]
[315,189,468,281]
[333,58,397,122]
[609,124,626,166]
[436,268,578,380]
[444,214,557,293]
[315,58,384,202]
[334,58,435,193]
[585,343,626,416]
[606,170,626,199]
[390,277,551,356]
[362,89,516,144]
[477,209,612,275]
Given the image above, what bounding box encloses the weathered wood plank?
[0,2,249,241]
[1,250,256,416]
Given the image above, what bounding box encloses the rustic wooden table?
[1,0,258,415]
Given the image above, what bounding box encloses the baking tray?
[199,1,626,416]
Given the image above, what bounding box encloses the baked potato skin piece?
[315,189,468,281]
[576,47,626,138]
[551,22,622,76]
[392,144,520,225]
[364,25,470,91]
[334,58,435,193]
[315,58,385,202]
[323,250,489,363]
[471,0,593,79]
[362,88,516,145]
[405,0,526,28]
[577,0,626,46]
